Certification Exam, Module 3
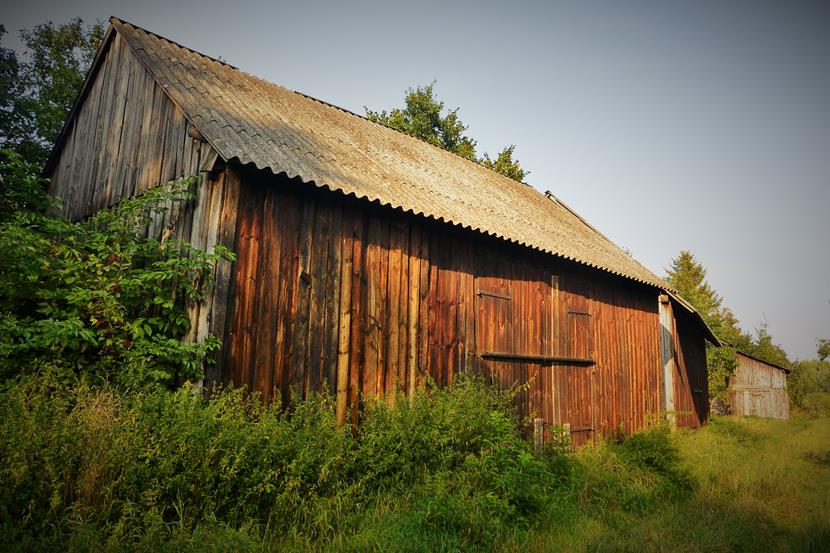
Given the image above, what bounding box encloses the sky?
[4,0,829,360]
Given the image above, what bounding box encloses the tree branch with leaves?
[0,18,104,167]
[366,83,528,182]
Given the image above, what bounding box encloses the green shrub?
[570,425,695,514]
[353,377,516,491]
[0,150,232,390]
[707,415,761,446]
[0,376,576,550]
[801,392,830,418]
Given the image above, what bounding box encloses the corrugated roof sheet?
[736,351,791,374]
[111,17,670,290]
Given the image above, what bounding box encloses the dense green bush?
[788,358,830,415]
[0,150,232,390]
[0,376,580,551]
[801,392,830,418]
[0,373,701,552]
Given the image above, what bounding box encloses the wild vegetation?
[0,151,230,390]
[1,16,828,552]
[2,376,828,552]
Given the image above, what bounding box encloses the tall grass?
[0,376,565,551]
[1,375,828,552]
[514,416,830,553]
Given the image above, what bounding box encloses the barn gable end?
[47,28,239,380]
[47,30,219,221]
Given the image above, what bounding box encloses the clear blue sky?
[5,0,829,359]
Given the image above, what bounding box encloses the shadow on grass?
[803,450,830,466]
[583,493,830,553]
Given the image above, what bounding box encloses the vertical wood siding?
[729,354,790,419]
[48,33,217,222]
[46,33,239,382]
[225,174,702,442]
[672,307,709,427]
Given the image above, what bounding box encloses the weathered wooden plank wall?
[672,307,709,427]
[48,32,217,222]
[729,354,789,419]
[225,173,693,442]
[47,33,238,382]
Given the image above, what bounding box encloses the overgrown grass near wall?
[2,377,828,553]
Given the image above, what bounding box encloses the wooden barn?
[45,18,719,443]
[728,352,790,420]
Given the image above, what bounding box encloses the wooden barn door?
[474,266,515,387]
[473,257,548,423]
[472,260,596,445]
[559,284,596,446]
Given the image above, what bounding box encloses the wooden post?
[533,417,545,452]
[550,275,561,425]
[335,225,354,425]
[658,294,676,427]
[406,227,421,399]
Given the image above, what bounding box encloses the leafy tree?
[366,83,477,160]
[0,146,52,218]
[788,340,830,414]
[0,18,104,166]
[0,149,230,389]
[665,250,795,405]
[744,321,790,368]
[366,83,528,182]
[0,26,25,156]
[481,145,527,183]
[788,359,830,413]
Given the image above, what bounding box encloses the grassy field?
[1,379,828,552]
[299,416,830,553]
[513,416,830,553]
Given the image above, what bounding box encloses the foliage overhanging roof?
[49,17,720,342]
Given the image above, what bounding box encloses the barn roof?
[47,17,719,342]
[736,351,791,374]
[97,17,674,289]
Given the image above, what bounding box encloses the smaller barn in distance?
[729,352,790,419]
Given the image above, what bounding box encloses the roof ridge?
[544,190,617,248]
[109,16,239,71]
[734,350,791,372]
[543,189,666,285]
